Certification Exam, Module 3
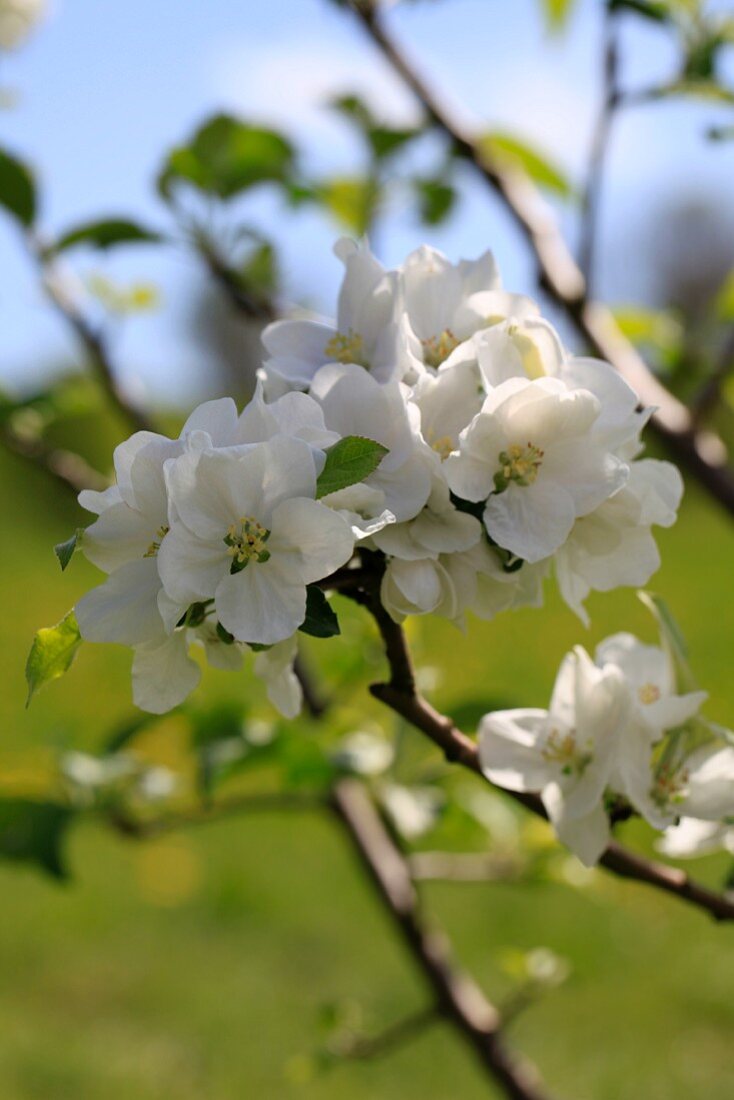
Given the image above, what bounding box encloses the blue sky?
[1,0,733,403]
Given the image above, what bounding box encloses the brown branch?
[294,650,328,718]
[356,587,734,923]
[34,244,155,435]
[348,1,734,517]
[330,778,553,1100]
[690,326,734,426]
[0,425,108,496]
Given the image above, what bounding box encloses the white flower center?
[542,727,591,777]
[494,443,544,492]
[421,329,460,369]
[324,330,369,368]
[143,525,169,558]
[224,516,271,573]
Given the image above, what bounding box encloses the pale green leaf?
[25,610,82,707]
[315,436,388,499]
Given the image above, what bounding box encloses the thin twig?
[348,1,734,517]
[690,326,734,426]
[331,778,552,1100]
[579,5,620,286]
[409,851,528,884]
[34,242,155,435]
[331,1004,440,1061]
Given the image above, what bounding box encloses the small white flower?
[474,316,565,387]
[262,238,409,389]
[446,377,627,563]
[159,435,354,645]
[554,459,683,624]
[479,648,630,865]
[253,635,303,719]
[658,817,734,859]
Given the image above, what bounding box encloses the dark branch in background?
[331,779,552,1100]
[197,239,277,322]
[347,1,734,517]
[690,326,734,427]
[33,239,155,435]
[579,5,620,287]
[336,572,734,924]
[0,424,107,496]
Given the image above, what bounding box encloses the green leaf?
[159,115,294,201]
[541,0,576,32]
[299,586,340,639]
[54,529,83,571]
[0,799,75,879]
[415,177,457,225]
[478,131,574,199]
[638,591,698,694]
[54,218,162,253]
[25,610,82,707]
[315,435,388,499]
[316,176,380,236]
[715,270,734,321]
[367,126,421,160]
[0,146,36,227]
[608,0,670,22]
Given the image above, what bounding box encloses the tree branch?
[330,778,553,1100]
[347,1,734,517]
[330,1004,440,1061]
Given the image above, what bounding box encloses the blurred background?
[1,1,733,1097]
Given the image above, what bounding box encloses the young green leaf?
[54,529,83,571]
[315,436,388,499]
[299,585,340,639]
[54,218,163,253]
[25,610,82,707]
[0,799,75,879]
[479,131,574,200]
[638,591,698,695]
[415,177,457,226]
[0,146,36,227]
[158,115,294,201]
[541,0,576,32]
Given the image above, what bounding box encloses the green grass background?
[1,418,733,1100]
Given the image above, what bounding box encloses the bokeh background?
[1,1,733,1097]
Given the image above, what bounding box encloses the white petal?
[479,709,553,792]
[132,632,201,714]
[157,523,230,604]
[269,497,354,583]
[76,558,164,646]
[484,482,576,563]
[215,564,307,645]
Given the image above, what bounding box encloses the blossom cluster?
[479,619,734,865]
[74,238,681,718]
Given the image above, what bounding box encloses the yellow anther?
[542,727,592,777]
[421,328,460,369]
[143,524,169,558]
[223,515,271,572]
[638,683,661,705]
[431,435,455,461]
[324,330,368,367]
[495,442,544,491]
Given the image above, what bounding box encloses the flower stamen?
[494,442,544,492]
[324,330,368,368]
[421,328,460,369]
[224,516,271,574]
[143,524,170,558]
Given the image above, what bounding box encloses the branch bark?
[331,778,553,1100]
[348,1,734,517]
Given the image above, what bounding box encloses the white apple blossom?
[554,459,683,624]
[479,647,631,865]
[158,436,354,645]
[445,377,628,564]
[262,238,410,392]
[658,817,734,859]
